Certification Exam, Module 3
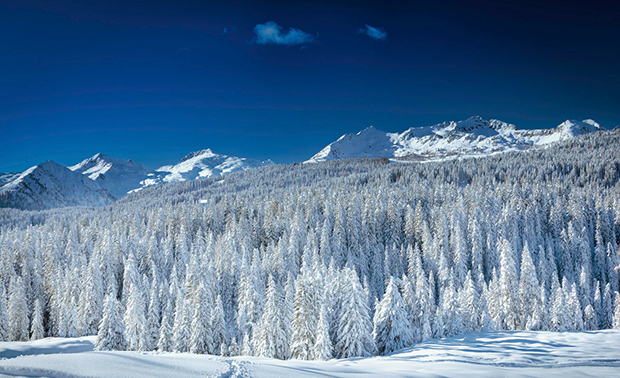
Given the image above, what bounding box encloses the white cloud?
[253,21,316,46]
[359,24,387,41]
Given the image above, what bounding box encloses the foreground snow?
[1,330,619,377]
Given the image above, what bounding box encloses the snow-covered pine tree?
[400,274,418,340]
[335,267,375,358]
[8,276,29,341]
[313,303,333,360]
[290,266,321,360]
[121,253,140,304]
[157,296,174,352]
[253,275,288,359]
[373,277,413,355]
[440,278,463,337]
[459,271,478,333]
[95,293,127,351]
[518,242,541,329]
[124,282,146,351]
[602,283,613,329]
[30,298,45,340]
[142,280,161,351]
[550,282,569,331]
[79,255,104,336]
[0,284,9,341]
[498,238,519,330]
[211,294,227,355]
[189,283,212,354]
[237,249,265,344]
[583,303,597,330]
[613,292,620,329]
[415,271,433,342]
[172,290,191,353]
[567,283,584,331]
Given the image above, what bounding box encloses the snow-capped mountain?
[0,161,115,210]
[0,149,276,210]
[307,117,603,162]
[69,153,151,199]
[138,149,275,190]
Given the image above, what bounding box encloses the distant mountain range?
[0,116,606,210]
[306,116,603,162]
[0,149,274,210]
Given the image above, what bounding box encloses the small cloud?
[178,47,191,52]
[221,26,237,35]
[253,21,316,46]
[358,24,387,41]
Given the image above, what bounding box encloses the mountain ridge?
[307,117,603,163]
[0,116,607,210]
[0,148,276,210]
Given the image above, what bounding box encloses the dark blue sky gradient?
[1,0,619,172]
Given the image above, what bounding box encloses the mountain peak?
[556,119,602,137]
[0,160,114,210]
[180,148,217,162]
[69,153,151,199]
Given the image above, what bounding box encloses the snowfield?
[1,330,619,378]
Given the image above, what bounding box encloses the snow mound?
[1,330,619,377]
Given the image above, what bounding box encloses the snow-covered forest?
[1,129,620,360]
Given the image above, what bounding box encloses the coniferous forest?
[1,130,620,360]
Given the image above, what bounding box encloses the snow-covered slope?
[307,117,604,162]
[69,153,151,199]
[0,172,20,187]
[0,161,115,210]
[1,330,620,377]
[138,149,275,190]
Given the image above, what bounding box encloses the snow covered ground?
[1,330,619,378]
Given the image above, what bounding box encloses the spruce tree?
[314,303,333,360]
[8,276,29,341]
[498,239,519,330]
[30,298,45,340]
[253,275,288,359]
[124,283,146,351]
[189,283,212,354]
[335,268,375,358]
[172,293,191,353]
[143,283,161,351]
[157,297,174,352]
[613,292,620,329]
[290,268,321,360]
[518,242,541,329]
[95,293,127,351]
[373,277,413,355]
[79,256,104,336]
[211,294,227,355]
[0,285,9,341]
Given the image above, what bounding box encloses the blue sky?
[1,0,619,172]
